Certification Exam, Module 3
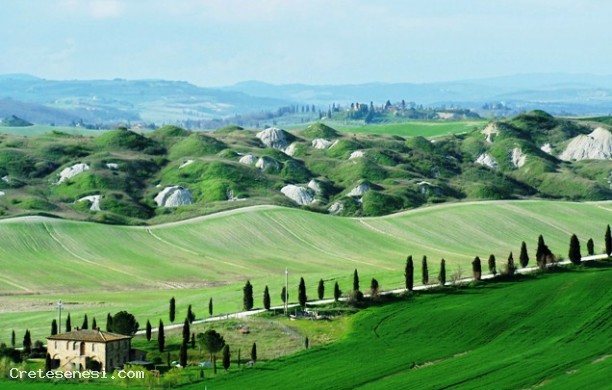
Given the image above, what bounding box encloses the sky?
[1,0,610,87]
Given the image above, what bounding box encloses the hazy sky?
[1,0,610,86]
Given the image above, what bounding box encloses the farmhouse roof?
[47,328,132,343]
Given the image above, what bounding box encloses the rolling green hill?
[0,200,610,341]
[0,112,609,224]
[205,261,612,389]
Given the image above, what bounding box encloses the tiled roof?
[47,329,132,342]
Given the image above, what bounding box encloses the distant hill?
[0,111,608,224]
[0,114,33,127]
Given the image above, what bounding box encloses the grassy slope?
[0,200,610,342]
[206,262,612,390]
[335,120,485,137]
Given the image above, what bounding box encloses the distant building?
[47,328,134,372]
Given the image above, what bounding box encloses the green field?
[0,200,610,342]
[204,261,612,389]
[334,120,485,137]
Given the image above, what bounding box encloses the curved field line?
[0,276,32,292]
[146,228,250,271]
[358,219,468,258]
[267,214,394,270]
[497,204,575,236]
[42,223,157,285]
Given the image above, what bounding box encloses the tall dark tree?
[65,314,72,332]
[317,279,325,300]
[472,256,482,281]
[106,313,112,332]
[158,320,165,353]
[82,314,88,330]
[111,311,139,336]
[145,320,152,342]
[45,353,52,372]
[370,278,380,297]
[519,241,529,268]
[281,286,288,304]
[586,238,594,256]
[251,342,257,363]
[569,234,582,265]
[606,224,612,256]
[179,342,187,368]
[536,235,546,264]
[506,252,516,275]
[243,280,254,311]
[187,304,195,324]
[51,319,58,336]
[191,333,196,349]
[422,256,429,285]
[11,330,16,347]
[91,317,97,330]
[182,319,190,346]
[334,281,341,302]
[209,298,213,317]
[169,297,176,323]
[488,254,497,276]
[405,255,414,291]
[438,259,446,286]
[298,277,307,308]
[263,285,271,310]
[23,329,32,354]
[353,269,360,292]
[222,345,231,371]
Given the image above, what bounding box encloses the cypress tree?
[145,320,152,342]
[281,286,287,304]
[317,279,325,300]
[263,285,271,310]
[298,277,307,308]
[305,337,309,349]
[51,319,58,336]
[243,280,254,311]
[422,256,429,285]
[606,224,611,256]
[222,345,230,371]
[92,317,97,330]
[334,281,341,302]
[82,314,88,330]
[370,278,380,297]
[488,254,497,276]
[11,330,15,347]
[536,235,546,267]
[179,342,187,368]
[472,256,482,281]
[209,298,213,317]
[158,320,165,352]
[405,255,414,291]
[169,297,176,323]
[66,314,71,332]
[182,319,190,346]
[187,304,195,323]
[45,353,52,372]
[586,238,594,256]
[251,342,257,363]
[191,333,195,349]
[519,241,529,268]
[23,329,32,354]
[569,234,581,265]
[106,313,112,332]
[438,259,446,286]
[353,269,360,292]
[506,252,516,275]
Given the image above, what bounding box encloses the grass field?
[333,120,485,137]
[0,125,104,136]
[204,261,612,389]
[5,261,609,389]
[0,200,610,343]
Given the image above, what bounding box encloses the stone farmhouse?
[47,328,136,372]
